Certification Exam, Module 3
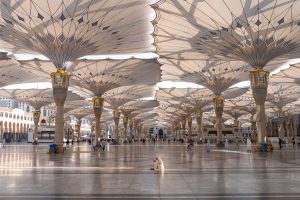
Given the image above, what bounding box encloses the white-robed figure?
[92,139,97,151]
[225,138,229,149]
[153,157,164,173]
[247,138,252,152]
[205,140,211,152]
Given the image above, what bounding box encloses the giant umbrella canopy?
[227,91,258,140]
[0,88,81,141]
[120,100,159,142]
[0,0,157,150]
[0,52,41,86]
[160,59,249,142]
[68,58,161,141]
[156,87,213,141]
[104,84,157,142]
[67,107,93,141]
[0,88,53,141]
[153,0,300,143]
[18,58,160,144]
[271,63,300,85]
[267,82,300,138]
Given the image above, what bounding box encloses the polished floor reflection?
[0,142,300,199]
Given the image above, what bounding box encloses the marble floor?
[0,142,300,199]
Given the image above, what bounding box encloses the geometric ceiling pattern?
[153,0,300,67]
[160,59,250,95]
[104,85,156,110]
[69,59,161,96]
[0,0,157,66]
[0,53,42,87]
[0,0,299,129]
[0,88,53,110]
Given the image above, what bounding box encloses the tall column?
[187,116,192,141]
[113,109,121,143]
[134,123,138,140]
[287,116,293,137]
[250,67,269,143]
[137,125,142,142]
[196,108,203,141]
[129,119,133,140]
[76,119,82,142]
[250,114,257,141]
[93,96,104,143]
[32,109,41,143]
[89,121,95,136]
[181,118,186,139]
[213,96,224,143]
[51,68,70,152]
[175,122,179,140]
[122,116,128,142]
[234,119,239,127]
[277,108,285,138]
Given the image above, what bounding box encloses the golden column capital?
[213,96,224,118]
[249,67,270,90]
[32,110,41,124]
[93,96,104,122]
[50,68,70,89]
[195,108,203,118]
[113,109,121,118]
[277,108,285,118]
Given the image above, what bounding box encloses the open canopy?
[0,0,157,66]
[153,0,300,67]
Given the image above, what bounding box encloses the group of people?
[278,137,297,150]
[92,139,106,151]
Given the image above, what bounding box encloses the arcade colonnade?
[0,109,33,140]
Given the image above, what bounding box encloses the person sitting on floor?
[151,157,164,173]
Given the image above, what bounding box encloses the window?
[43,109,47,117]
[9,113,12,118]
[0,112,3,117]
[5,112,8,117]
[13,114,16,119]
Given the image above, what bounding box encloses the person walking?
[225,138,229,149]
[100,139,106,151]
[292,137,296,149]
[205,140,211,152]
[92,139,97,151]
[278,137,282,150]
[235,137,240,150]
[246,138,252,152]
